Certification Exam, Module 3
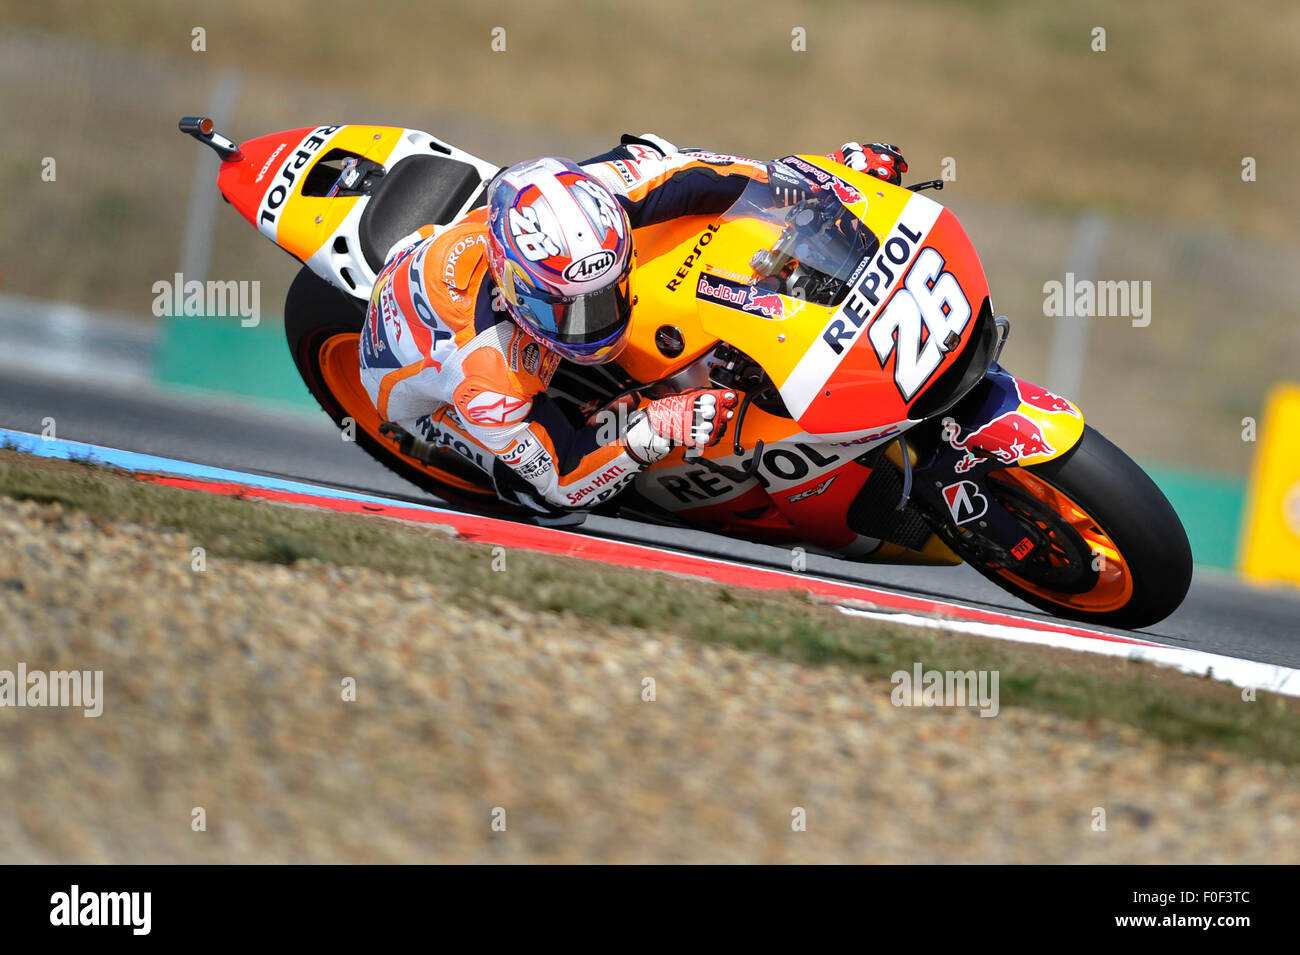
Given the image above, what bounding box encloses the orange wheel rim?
[317,332,492,497]
[986,468,1134,613]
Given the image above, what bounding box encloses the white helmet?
[485,158,634,365]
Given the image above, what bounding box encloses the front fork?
[909,365,1086,568]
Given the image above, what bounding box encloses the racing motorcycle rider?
[359,136,908,513]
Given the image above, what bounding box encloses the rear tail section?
[179,118,499,300]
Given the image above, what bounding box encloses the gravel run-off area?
[1,496,1297,863]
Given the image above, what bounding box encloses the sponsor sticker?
[941,480,989,525]
[465,391,532,426]
[1014,379,1080,417]
[521,341,541,375]
[539,350,561,387]
[256,125,342,239]
[695,273,791,319]
[416,415,491,473]
[787,475,838,503]
[565,462,630,506]
[778,155,833,184]
[502,436,555,482]
[776,155,863,205]
[443,233,487,292]
[611,159,641,185]
[684,150,744,166]
[255,142,288,184]
[665,224,719,291]
[564,249,617,282]
[943,412,1057,474]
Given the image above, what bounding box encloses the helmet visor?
[506,261,633,358]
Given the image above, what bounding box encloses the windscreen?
[716,164,879,308]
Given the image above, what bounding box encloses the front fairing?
[907,365,1087,565]
[693,157,996,440]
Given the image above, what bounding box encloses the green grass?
[3,449,1297,765]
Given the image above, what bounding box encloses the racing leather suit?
[359,135,770,512]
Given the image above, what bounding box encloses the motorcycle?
[178,117,1193,629]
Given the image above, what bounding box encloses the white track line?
[838,606,1300,698]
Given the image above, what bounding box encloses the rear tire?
[953,425,1193,630]
[282,266,511,512]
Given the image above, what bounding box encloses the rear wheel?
[282,266,507,511]
[945,425,1192,629]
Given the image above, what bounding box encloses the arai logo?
[564,250,616,282]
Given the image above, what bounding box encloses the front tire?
[949,425,1193,630]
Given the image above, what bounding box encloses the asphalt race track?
[2,362,1297,668]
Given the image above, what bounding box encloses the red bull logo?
[698,273,799,320]
[696,273,751,306]
[944,411,1056,473]
[1014,379,1079,417]
[830,179,863,205]
[743,289,786,318]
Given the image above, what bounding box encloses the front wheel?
[945,425,1193,630]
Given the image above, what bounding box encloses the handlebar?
[178,115,243,162]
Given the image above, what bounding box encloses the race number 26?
[867,247,971,401]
